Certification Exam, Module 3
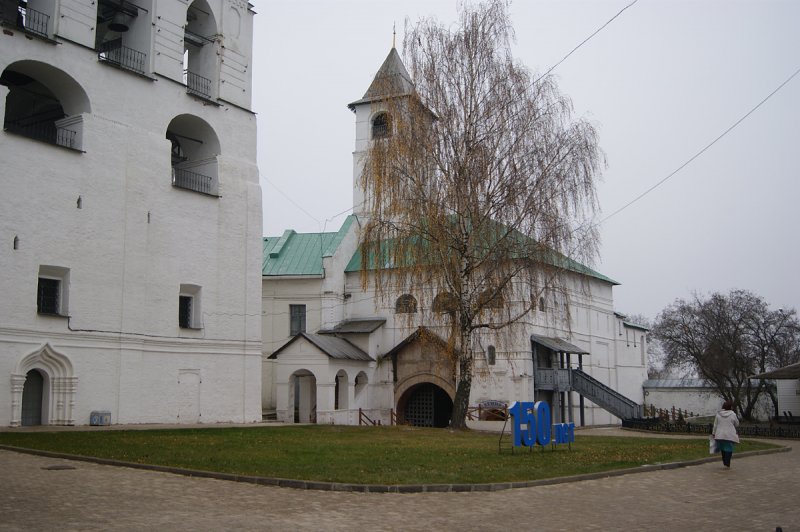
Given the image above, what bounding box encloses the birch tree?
[359,0,603,428]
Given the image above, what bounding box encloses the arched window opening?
[95,0,152,75]
[538,297,546,312]
[183,0,218,100]
[487,345,496,366]
[478,288,504,310]
[433,292,458,314]
[395,294,417,314]
[372,112,391,139]
[166,114,220,196]
[1,64,87,151]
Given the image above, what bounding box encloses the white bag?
[709,438,719,454]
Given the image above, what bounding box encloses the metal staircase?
[571,369,641,420]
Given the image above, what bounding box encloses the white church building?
[0,0,263,426]
[261,48,649,428]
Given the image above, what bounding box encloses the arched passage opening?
[289,369,316,424]
[397,382,453,428]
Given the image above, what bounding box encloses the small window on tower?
[372,112,391,139]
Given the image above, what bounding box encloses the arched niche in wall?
[1,60,90,151]
[183,0,219,100]
[166,114,221,196]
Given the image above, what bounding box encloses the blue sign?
[508,401,575,447]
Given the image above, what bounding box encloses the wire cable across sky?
[599,64,800,225]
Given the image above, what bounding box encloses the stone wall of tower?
[0,0,262,426]
[351,101,389,218]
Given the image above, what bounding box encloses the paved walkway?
[0,426,796,531]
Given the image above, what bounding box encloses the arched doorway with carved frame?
[11,343,76,426]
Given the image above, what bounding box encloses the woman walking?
[712,400,740,468]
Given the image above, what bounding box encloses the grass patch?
[0,426,778,485]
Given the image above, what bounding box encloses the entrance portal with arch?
[10,343,77,426]
[397,382,453,428]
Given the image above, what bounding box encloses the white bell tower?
[347,46,415,218]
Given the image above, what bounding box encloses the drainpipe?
[578,353,585,426]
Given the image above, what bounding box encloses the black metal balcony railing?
[56,127,77,149]
[172,167,215,195]
[184,70,212,100]
[98,39,146,75]
[3,6,50,37]
[4,119,77,150]
[22,6,49,37]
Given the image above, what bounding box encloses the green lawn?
[0,425,778,485]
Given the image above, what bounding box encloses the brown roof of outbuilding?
[530,334,589,354]
[269,332,372,361]
[319,319,386,334]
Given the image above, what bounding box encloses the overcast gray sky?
[252,0,800,320]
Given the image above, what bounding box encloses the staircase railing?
[359,408,399,426]
[571,369,641,420]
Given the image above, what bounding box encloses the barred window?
[37,278,60,315]
[395,294,417,314]
[37,265,69,316]
[372,112,391,139]
[290,304,306,336]
[179,284,201,329]
[179,295,193,328]
[433,292,458,313]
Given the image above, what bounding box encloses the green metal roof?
[262,216,355,277]
[343,220,618,286]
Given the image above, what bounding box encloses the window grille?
[395,294,417,314]
[179,295,193,328]
[290,304,306,336]
[372,113,391,139]
[37,278,60,315]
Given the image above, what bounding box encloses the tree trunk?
[450,356,473,430]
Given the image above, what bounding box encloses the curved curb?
[0,443,791,493]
